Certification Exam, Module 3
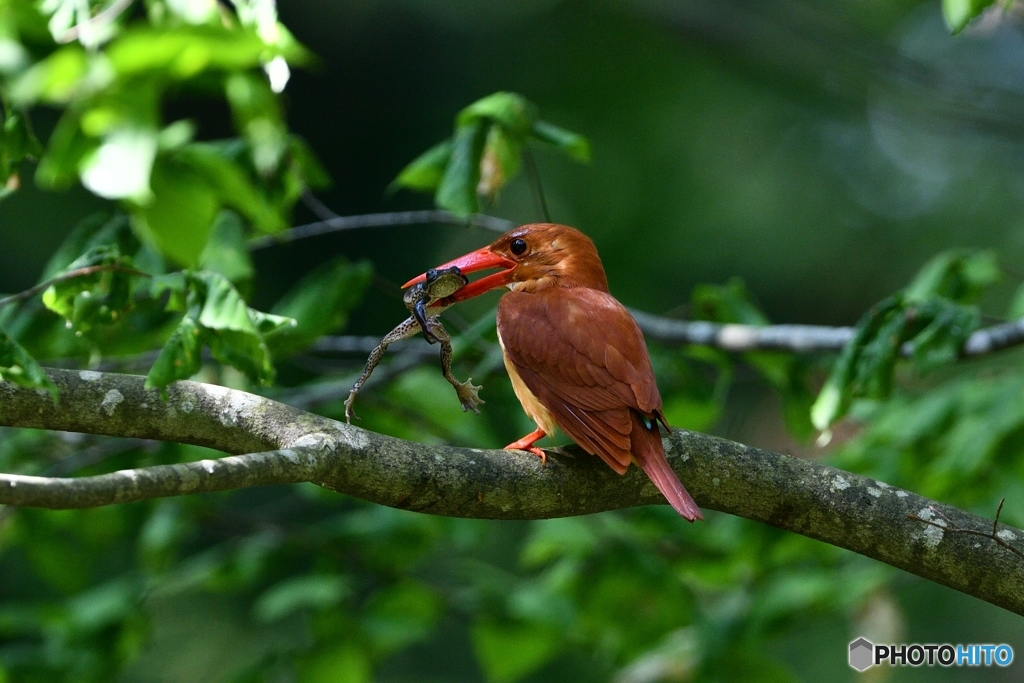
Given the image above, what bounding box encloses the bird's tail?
[631,412,703,521]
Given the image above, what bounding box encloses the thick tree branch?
[0,369,1022,615]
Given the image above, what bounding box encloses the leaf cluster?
[391,92,591,215]
[811,249,1000,431]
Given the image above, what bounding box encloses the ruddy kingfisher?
[404,223,702,521]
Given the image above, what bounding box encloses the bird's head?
[403,223,609,301]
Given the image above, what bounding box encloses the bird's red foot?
[505,428,547,464]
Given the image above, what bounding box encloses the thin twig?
[522,147,551,222]
[300,189,342,222]
[0,265,149,310]
[248,210,514,250]
[907,498,1024,561]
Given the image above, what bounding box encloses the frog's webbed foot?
[453,377,485,414]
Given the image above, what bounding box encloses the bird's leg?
[428,317,484,414]
[344,317,420,423]
[505,428,547,463]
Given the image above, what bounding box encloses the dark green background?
[2,1,1023,681]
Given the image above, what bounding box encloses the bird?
[403,223,703,521]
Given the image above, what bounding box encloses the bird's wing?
[497,287,663,472]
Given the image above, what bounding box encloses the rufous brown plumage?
[404,223,702,521]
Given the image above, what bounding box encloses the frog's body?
[345,266,483,423]
[404,267,468,344]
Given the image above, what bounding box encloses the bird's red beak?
[402,247,516,302]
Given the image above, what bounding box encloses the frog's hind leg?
[345,317,420,423]
[412,299,440,345]
[427,317,484,414]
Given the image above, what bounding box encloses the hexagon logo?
[849,637,874,671]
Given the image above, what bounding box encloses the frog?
[344,266,484,423]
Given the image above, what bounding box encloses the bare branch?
[0,369,1022,615]
[630,309,1024,358]
[629,311,857,351]
[246,207,1024,359]
[0,265,149,310]
[247,210,514,250]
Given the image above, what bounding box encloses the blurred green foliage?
[0,1,1023,682]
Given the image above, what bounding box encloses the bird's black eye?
[510,238,527,256]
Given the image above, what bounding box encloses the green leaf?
[813,251,1000,431]
[133,143,288,265]
[199,211,255,284]
[247,308,297,336]
[301,644,371,683]
[175,143,287,233]
[905,248,1000,304]
[394,92,589,211]
[811,295,982,431]
[943,0,996,33]
[194,270,276,384]
[145,272,291,389]
[811,296,904,431]
[690,277,768,325]
[458,91,537,136]
[145,314,203,389]
[267,258,373,356]
[149,272,189,312]
[390,139,452,193]
[40,245,137,331]
[531,120,591,162]
[106,26,268,79]
[907,300,980,372]
[472,619,560,683]
[132,155,220,267]
[253,574,349,623]
[435,119,486,216]
[0,107,43,192]
[79,126,159,201]
[34,109,98,190]
[66,577,141,632]
[8,45,98,105]
[225,72,286,175]
[0,329,57,397]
